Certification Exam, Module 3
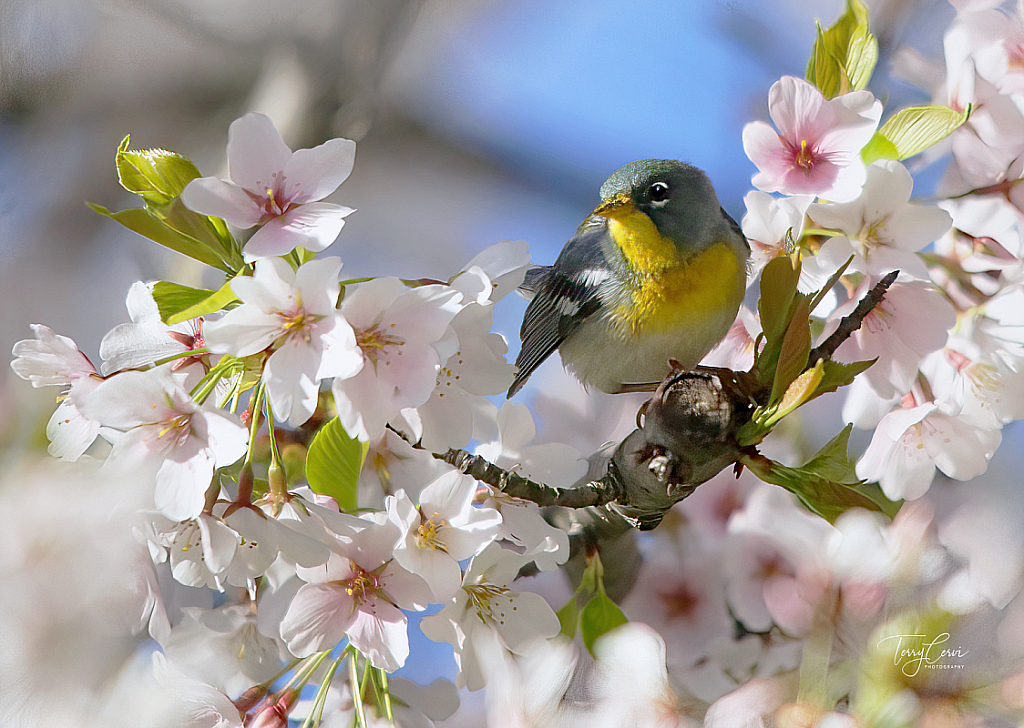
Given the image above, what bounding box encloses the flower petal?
[242,202,354,261]
[347,598,410,671]
[181,176,264,229]
[226,112,293,194]
[283,137,357,204]
[281,582,357,657]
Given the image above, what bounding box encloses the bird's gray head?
[599,159,731,251]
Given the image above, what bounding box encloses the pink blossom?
[742,76,881,202]
[79,368,248,521]
[281,517,432,670]
[181,113,355,261]
[856,401,1001,500]
[10,324,103,461]
[808,161,953,280]
[203,257,363,426]
[332,277,462,441]
[826,277,956,400]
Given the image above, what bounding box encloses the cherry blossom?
[856,400,1001,500]
[590,624,688,728]
[394,302,515,452]
[181,112,356,261]
[79,368,248,520]
[139,511,240,590]
[420,542,560,691]
[332,277,461,441]
[740,190,813,277]
[216,502,330,590]
[475,481,570,574]
[807,161,953,279]
[474,401,587,489]
[10,324,104,460]
[149,651,245,728]
[742,76,882,202]
[449,239,532,305]
[387,470,501,602]
[700,306,761,371]
[480,634,580,728]
[100,282,208,383]
[825,277,956,400]
[356,428,451,508]
[161,604,283,696]
[621,540,735,673]
[203,256,363,426]
[280,516,433,670]
[923,329,1024,429]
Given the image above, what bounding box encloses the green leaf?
[160,197,242,269]
[862,105,971,164]
[151,282,215,323]
[742,453,898,523]
[809,358,876,401]
[756,255,804,388]
[115,135,202,207]
[305,417,367,512]
[860,134,899,166]
[845,24,878,92]
[771,296,812,405]
[805,0,876,98]
[758,255,801,349]
[88,203,234,272]
[580,592,628,655]
[556,597,579,639]
[804,424,859,484]
[769,360,825,427]
[807,24,842,99]
[161,277,240,325]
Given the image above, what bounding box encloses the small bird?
[507,159,749,397]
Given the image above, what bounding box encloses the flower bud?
[249,689,299,728]
[232,684,269,714]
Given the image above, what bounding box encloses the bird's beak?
[593,194,635,222]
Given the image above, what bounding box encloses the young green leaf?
[803,424,859,484]
[580,592,628,655]
[742,452,899,523]
[88,204,233,272]
[151,282,216,323]
[770,361,825,426]
[808,358,876,401]
[845,24,878,92]
[115,135,202,207]
[164,277,241,326]
[805,0,876,98]
[862,105,971,164]
[305,417,368,512]
[556,597,579,639]
[771,296,812,405]
[759,255,801,349]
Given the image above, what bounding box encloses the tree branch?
[808,271,898,364]
[435,448,620,508]
[433,269,900,597]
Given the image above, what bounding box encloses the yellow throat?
[597,196,743,336]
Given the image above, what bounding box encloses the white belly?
[558,303,739,393]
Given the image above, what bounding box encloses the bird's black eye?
[648,181,670,202]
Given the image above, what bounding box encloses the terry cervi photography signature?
[877,633,969,677]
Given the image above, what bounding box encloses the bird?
[507,159,749,397]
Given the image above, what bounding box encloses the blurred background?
[0,0,958,444]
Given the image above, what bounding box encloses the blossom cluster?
[7,2,1024,726]
[10,112,580,725]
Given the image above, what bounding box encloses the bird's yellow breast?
[606,211,744,336]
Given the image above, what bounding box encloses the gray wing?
[507,218,609,397]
